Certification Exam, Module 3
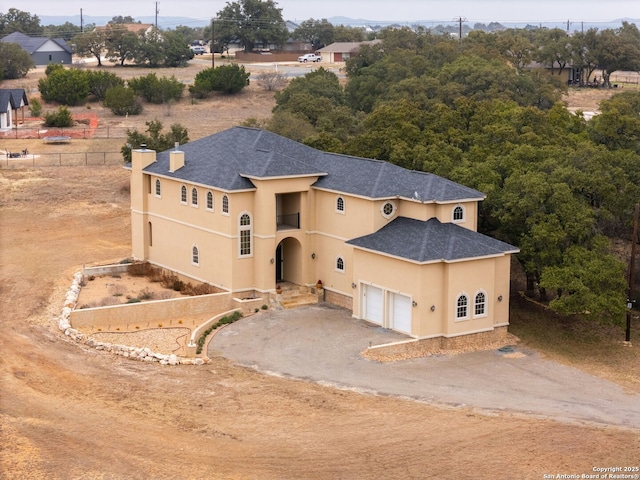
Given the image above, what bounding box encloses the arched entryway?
[275,237,302,285]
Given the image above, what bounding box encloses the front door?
[275,243,283,282]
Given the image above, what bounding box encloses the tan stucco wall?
[70,292,234,329]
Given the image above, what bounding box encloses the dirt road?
[1,65,638,479]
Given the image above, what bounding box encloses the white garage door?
[363,285,383,325]
[390,293,412,334]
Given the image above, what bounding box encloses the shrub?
[87,70,125,101]
[137,288,155,301]
[104,85,143,116]
[128,73,184,104]
[256,70,288,91]
[29,98,42,117]
[43,106,73,127]
[189,65,249,98]
[195,310,243,354]
[38,67,90,105]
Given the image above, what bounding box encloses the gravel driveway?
[210,304,640,429]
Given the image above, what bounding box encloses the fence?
[0,125,130,140]
[1,151,124,168]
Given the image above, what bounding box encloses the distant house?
[317,40,380,63]
[0,89,29,130]
[0,31,72,66]
[94,23,155,36]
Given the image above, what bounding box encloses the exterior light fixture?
[412,301,418,307]
[498,295,503,302]
[351,282,356,289]
[311,253,316,259]
[430,305,436,312]
[270,258,274,264]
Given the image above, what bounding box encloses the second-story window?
[453,205,464,222]
[155,179,161,197]
[206,191,213,211]
[222,194,229,214]
[181,185,187,204]
[336,196,345,213]
[191,187,198,206]
[239,213,252,256]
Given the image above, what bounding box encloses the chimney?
[169,143,185,172]
[131,144,156,171]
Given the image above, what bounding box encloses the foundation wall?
[364,326,509,362]
[323,288,353,310]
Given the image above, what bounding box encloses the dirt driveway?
[211,305,640,429]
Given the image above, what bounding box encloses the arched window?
[336,196,345,213]
[453,205,464,222]
[456,294,468,319]
[191,187,198,206]
[181,185,187,204]
[192,245,199,265]
[336,256,345,272]
[239,213,252,256]
[222,194,229,214]
[154,179,161,197]
[474,292,486,316]
[206,191,214,210]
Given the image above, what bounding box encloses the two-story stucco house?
[128,126,518,347]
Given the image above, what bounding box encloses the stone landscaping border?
[58,271,205,365]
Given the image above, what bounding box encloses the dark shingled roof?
[347,217,519,263]
[1,31,72,54]
[141,126,484,202]
[0,89,28,114]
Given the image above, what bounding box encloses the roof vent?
[174,142,179,151]
[140,143,147,150]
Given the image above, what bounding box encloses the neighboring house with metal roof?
[1,31,72,66]
[128,126,518,347]
[0,89,28,130]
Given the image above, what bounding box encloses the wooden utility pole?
[155,2,159,30]
[211,18,215,68]
[453,17,467,41]
[627,203,639,342]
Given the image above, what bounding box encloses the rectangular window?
[240,230,251,255]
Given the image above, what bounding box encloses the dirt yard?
[1,63,638,479]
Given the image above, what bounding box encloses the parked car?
[190,45,205,55]
[298,53,321,63]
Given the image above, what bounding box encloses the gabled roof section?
[142,126,484,202]
[144,127,327,190]
[317,40,381,53]
[347,217,519,263]
[1,31,72,54]
[0,89,28,113]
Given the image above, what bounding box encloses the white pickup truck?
[298,53,321,63]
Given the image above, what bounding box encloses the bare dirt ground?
[1,63,639,479]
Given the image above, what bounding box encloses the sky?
[6,0,640,25]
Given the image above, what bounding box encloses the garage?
[389,293,412,334]
[363,284,383,325]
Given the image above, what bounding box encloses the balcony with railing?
[276,193,301,231]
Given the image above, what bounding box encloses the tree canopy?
[215,0,288,52]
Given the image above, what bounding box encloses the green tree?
[292,18,334,51]
[86,70,125,101]
[160,30,192,67]
[0,41,34,79]
[38,67,89,105]
[134,28,164,67]
[588,91,640,152]
[589,23,640,87]
[122,120,189,162]
[189,65,250,97]
[71,30,106,66]
[215,0,288,52]
[539,238,627,319]
[44,21,82,41]
[128,73,184,104]
[332,25,365,42]
[105,24,140,65]
[104,85,143,115]
[0,8,43,35]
